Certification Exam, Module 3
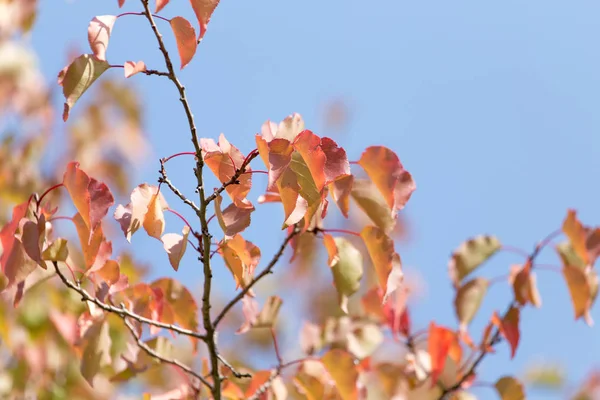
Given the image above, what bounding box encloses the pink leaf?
[155,0,170,13]
[214,195,254,239]
[124,61,146,78]
[88,15,117,61]
[190,0,221,40]
[170,16,197,69]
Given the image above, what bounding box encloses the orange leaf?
[155,0,170,13]
[293,130,327,191]
[124,60,146,78]
[321,349,358,400]
[170,16,197,69]
[73,213,111,271]
[491,307,520,358]
[495,376,526,400]
[357,146,416,213]
[562,209,589,265]
[562,265,598,325]
[114,184,168,242]
[161,225,190,271]
[87,15,117,61]
[190,0,220,40]
[63,162,114,238]
[360,226,400,298]
[351,178,396,234]
[143,192,166,240]
[220,235,261,289]
[428,322,456,386]
[510,263,542,308]
[330,174,353,218]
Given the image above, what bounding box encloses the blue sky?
[29,0,600,398]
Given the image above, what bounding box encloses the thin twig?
[217,353,252,379]
[159,159,200,214]
[213,225,300,328]
[140,1,221,396]
[143,68,170,77]
[205,150,260,204]
[52,261,206,341]
[122,318,212,391]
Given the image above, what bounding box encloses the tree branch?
[122,317,212,392]
[139,1,222,396]
[213,225,300,328]
[52,261,207,341]
[159,158,200,215]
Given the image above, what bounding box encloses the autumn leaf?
[73,212,111,271]
[428,323,456,386]
[214,195,253,239]
[323,235,363,313]
[220,235,261,289]
[170,16,197,69]
[0,201,37,290]
[260,113,305,143]
[63,162,114,239]
[143,192,166,240]
[492,307,520,359]
[161,226,190,271]
[150,278,199,345]
[351,178,396,234]
[114,184,168,242]
[448,235,501,288]
[562,265,598,325]
[87,15,117,61]
[124,61,146,78]
[289,151,325,229]
[94,259,120,286]
[495,376,526,400]
[18,216,45,268]
[330,174,354,218]
[42,238,69,262]
[562,209,588,264]
[357,146,416,213]
[190,0,220,40]
[201,134,253,209]
[454,278,489,331]
[236,295,283,334]
[360,226,400,299]
[79,317,112,387]
[60,54,110,121]
[155,0,170,13]
[510,263,542,308]
[321,349,358,400]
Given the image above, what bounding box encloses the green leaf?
[60,54,110,121]
[323,235,363,313]
[351,179,396,234]
[289,151,323,227]
[42,238,69,262]
[454,278,488,330]
[495,376,526,400]
[448,235,501,287]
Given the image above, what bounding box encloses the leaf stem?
[319,228,361,238]
[37,183,63,210]
[163,151,197,163]
[166,208,196,235]
[117,11,170,23]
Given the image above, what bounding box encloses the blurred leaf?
[330,175,353,218]
[323,235,363,313]
[511,263,542,308]
[237,296,283,334]
[360,226,400,299]
[87,15,117,61]
[495,376,525,400]
[454,278,488,330]
[428,323,457,386]
[492,307,520,359]
[42,238,69,262]
[322,349,358,400]
[80,317,112,387]
[351,179,396,234]
[524,363,565,390]
[448,235,501,287]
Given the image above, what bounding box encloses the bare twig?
[52,261,207,341]
[205,150,260,204]
[217,353,252,379]
[122,317,212,391]
[213,225,300,328]
[140,1,222,396]
[159,159,200,214]
[143,68,170,77]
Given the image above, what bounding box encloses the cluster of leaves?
[1,0,599,399]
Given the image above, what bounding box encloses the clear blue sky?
[30,0,600,398]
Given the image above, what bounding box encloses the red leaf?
[491,307,520,359]
[124,60,146,78]
[118,0,126,6]
[63,162,114,238]
[0,202,37,290]
[358,146,416,213]
[162,226,190,271]
[155,0,170,12]
[428,322,455,386]
[190,0,220,40]
[201,134,253,209]
[88,15,117,61]
[170,16,197,69]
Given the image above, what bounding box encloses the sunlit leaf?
[351,178,396,234]
[428,323,456,386]
[510,263,542,308]
[124,60,146,78]
[495,376,525,400]
[360,226,400,299]
[214,195,254,239]
[143,192,166,240]
[42,238,69,262]
[170,16,197,69]
[161,225,190,271]
[289,151,324,229]
[155,0,170,13]
[190,0,220,40]
[491,307,520,359]
[347,322,383,359]
[562,209,589,265]
[60,54,110,121]
[114,184,168,242]
[449,235,501,287]
[330,174,353,218]
[87,15,117,61]
[562,265,598,325]
[323,235,363,313]
[322,349,358,400]
[0,201,35,289]
[220,235,261,289]
[73,212,110,271]
[454,278,488,331]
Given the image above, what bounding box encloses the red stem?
[271,328,283,366]
[349,161,360,165]
[534,264,562,273]
[206,214,216,225]
[321,228,361,238]
[488,273,510,287]
[48,216,74,223]
[37,183,64,210]
[166,208,194,233]
[242,170,268,175]
[117,11,170,23]
[162,152,196,163]
[500,245,530,258]
[243,149,259,165]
